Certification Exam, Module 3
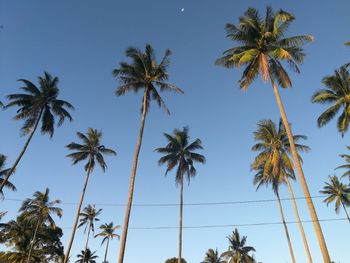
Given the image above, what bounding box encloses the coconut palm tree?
[64,128,116,263]
[253,164,296,263]
[201,248,225,263]
[312,64,350,136]
[222,228,255,263]
[19,188,62,263]
[0,154,16,197]
[251,119,312,262]
[113,43,183,263]
[320,175,350,223]
[75,249,98,263]
[345,41,350,46]
[1,72,74,193]
[95,222,120,263]
[215,7,330,261]
[155,127,205,263]
[335,146,350,179]
[78,204,102,262]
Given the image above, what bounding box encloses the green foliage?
[221,228,256,263]
[75,249,98,263]
[113,43,183,115]
[155,127,206,184]
[201,248,226,263]
[216,6,312,90]
[5,72,74,137]
[0,154,16,197]
[312,64,350,136]
[95,222,120,245]
[78,204,102,234]
[165,257,187,263]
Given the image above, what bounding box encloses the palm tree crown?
[95,222,120,244]
[201,248,225,263]
[5,72,74,137]
[66,128,116,171]
[75,249,98,263]
[113,43,183,114]
[0,155,16,197]
[222,228,256,263]
[155,127,206,184]
[78,204,102,234]
[320,175,350,214]
[312,64,350,135]
[19,188,62,228]
[215,6,313,90]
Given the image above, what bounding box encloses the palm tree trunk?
[82,223,91,262]
[0,109,43,193]
[118,88,148,263]
[64,164,92,263]
[26,218,41,263]
[276,191,296,263]
[178,176,184,263]
[285,176,313,263]
[270,77,331,262]
[104,237,110,263]
[341,201,350,223]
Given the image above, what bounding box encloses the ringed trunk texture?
[341,201,350,223]
[104,237,110,263]
[276,192,296,263]
[0,109,43,193]
[285,176,313,263]
[270,78,331,262]
[178,176,184,263]
[63,166,92,263]
[82,223,92,262]
[26,218,41,263]
[118,89,148,263]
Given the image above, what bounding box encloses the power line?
[60,217,348,230]
[2,195,326,207]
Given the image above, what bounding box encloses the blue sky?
[0,0,350,262]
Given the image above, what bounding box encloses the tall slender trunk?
[178,176,184,263]
[64,164,92,263]
[285,176,313,263]
[0,109,43,192]
[82,222,92,262]
[276,191,296,263]
[341,201,350,223]
[26,218,41,263]
[104,237,110,263]
[118,89,148,263]
[270,78,331,262]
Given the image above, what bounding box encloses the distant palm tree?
[215,7,330,261]
[251,119,312,262]
[75,249,98,263]
[155,127,205,263]
[335,145,350,179]
[222,228,255,263]
[312,64,350,136]
[78,204,102,262]
[0,154,16,197]
[1,72,74,192]
[113,43,183,263]
[19,188,62,263]
[95,222,120,263]
[64,128,116,263]
[201,248,225,263]
[253,164,295,263]
[345,41,350,46]
[320,175,350,223]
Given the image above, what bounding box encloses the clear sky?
[0,0,350,262]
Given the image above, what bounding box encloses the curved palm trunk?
[276,191,296,263]
[341,201,350,223]
[285,176,313,262]
[64,165,92,263]
[270,78,331,262]
[104,237,110,263]
[26,218,41,263]
[0,109,43,193]
[118,89,148,263]
[82,223,92,262]
[178,176,184,263]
